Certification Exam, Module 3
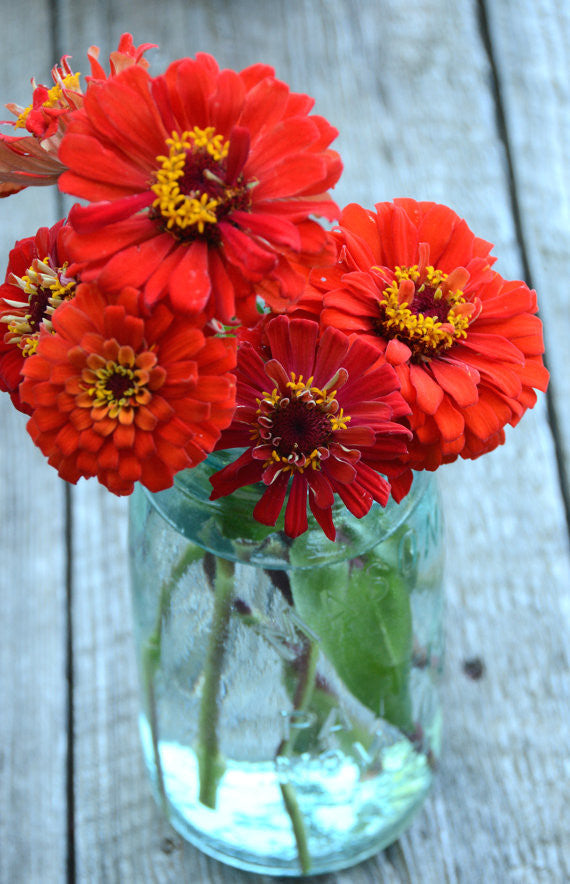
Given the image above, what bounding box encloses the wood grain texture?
[0,4,68,883]
[483,0,570,503]
[0,0,568,882]
[0,397,68,884]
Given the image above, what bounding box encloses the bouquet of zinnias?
[0,34,553,878]
[0,34,548,535]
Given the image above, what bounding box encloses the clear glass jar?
[128,452,445,876]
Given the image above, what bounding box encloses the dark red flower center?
[271,398,333,457]
[26,286,53,331]
[105,370,137,400]
[408,283,452,323]
[254,373,350,475]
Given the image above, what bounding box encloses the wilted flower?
[0,34,154,196]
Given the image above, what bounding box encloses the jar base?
[140,716,435,877]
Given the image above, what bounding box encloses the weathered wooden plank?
[437,408,570,883]
[483,0,570,507]
[48,1,570,882]
[0,6,68,881]
[69,483,183,882]
[0,399,68,884]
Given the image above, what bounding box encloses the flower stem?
[276,636,320,875]
[197,556,235,808]
[143,655,168,813]
[142,541,204,813]
[279,782,312,875]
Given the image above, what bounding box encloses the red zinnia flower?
[314,200,549,470]
[209,315,411,540]
[0,218,78,413]
[0,35,154,196]
[57,54,342,325]
[20,283,236,495]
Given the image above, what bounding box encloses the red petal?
[209,449,260,497]
[308,493,336,541]
[324,456,358,484]
[409,363,444,414]
[307,469,335,508]
[68,192,153,233]
[224,125,250,184]
[354,462,390,506]
[65,216,155,264]
[416,204,458,266]
[429,359,479,407]
[333,425,375,447]
[249,117,321,172]
[168,241,211,314]
[385,337,412,364]
[220,223,276,278]
[209,250,237,323]
[231,210,301,250]
[239,76,289,140]
[433,395,465,442]
[335,481,373,519]
[458,332,524,363]
[284,473,308,537]
[389,469,414,503]
[139,455,176,492]
[312,326,349,387]
[252,155,328,200]
[253,474,289,526]
[59,134,149,198]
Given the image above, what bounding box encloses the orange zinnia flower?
[0,219,78,412]
[314,200,549,470]
[0,34,154,196]
[20,283,236,495]
[57,54,342,325]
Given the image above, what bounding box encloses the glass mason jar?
[128,452,445,877]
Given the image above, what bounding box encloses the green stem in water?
[143,647,168,813]
[279,783,312,876]
[197,556,235,809]
[142,541,204,812]
[276,636,320,875]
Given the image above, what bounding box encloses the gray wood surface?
[1,1,568,882]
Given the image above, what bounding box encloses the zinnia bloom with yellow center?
[315,200,549,471]
[0,218,77,413]
[57,53,342,325]
[209,315,412,540]
[20,283,236,495]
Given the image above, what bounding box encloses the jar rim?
[140,451,434,569]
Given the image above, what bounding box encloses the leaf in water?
[290,530,413,732]
[217,492,280,541]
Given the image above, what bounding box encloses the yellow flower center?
[1,257,76,356]
[15,72,81,128]
[150,127,251,241]
[377,264,473,358]
[255,372,351,474]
